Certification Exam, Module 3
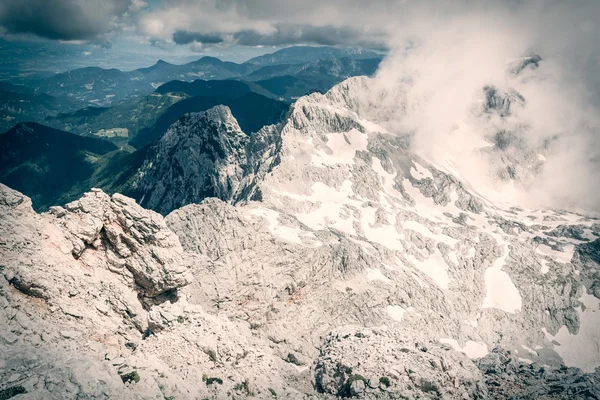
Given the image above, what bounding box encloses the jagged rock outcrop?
[1,184,193,301]
[129,105,285,215]
[131,105,249,215]
[477,349,600,399]
[314,327,489,399]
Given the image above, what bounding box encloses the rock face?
[2,75,600,399]
[129,105,284,216]
[313,327,489,399]
[477,349,600,399]
[131,105,249,215]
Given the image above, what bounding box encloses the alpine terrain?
[1,66,600,400]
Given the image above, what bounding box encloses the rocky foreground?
[1,75,600,399]
[1,184,599,399]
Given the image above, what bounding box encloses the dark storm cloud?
[0,0,137,41]
[232,24,387,49]
[172,30,224,45]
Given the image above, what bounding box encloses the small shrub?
[0,386,27,400]
[205,377,223,385]
[120,371,140,384]
[379,376,391,388]
[233,382,245,391]
[268,388,277,398]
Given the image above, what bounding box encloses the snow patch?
[372,158,404,199]
[540,259,549,274]
[542,289,600,372]
[403,220,458,247]
[536,244,574,264]
[439,338,489,359]
[386,305,405,321]
[366,268,391,284]
[360,207,404,250]
[292,181,357,236]
[482,246,522,313]
[521,344,538,357]
[249,208,303,244]
[311,129,368,166]
[410,163,433,180]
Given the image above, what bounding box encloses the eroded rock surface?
[2,75,600,399]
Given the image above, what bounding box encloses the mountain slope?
[0,122,117,210]
[0,88,85,133]
[43,92,188,143]
[244,45,383,66]
[130,92,288,149]
[0,76,599,399]
[129,106,250,214]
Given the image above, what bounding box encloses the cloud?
[172,30,223,45]
[338,0,600,211]
[0,0,144,41]
[232,24,387,49]
[136,0,401,48]
[188,41,204,53]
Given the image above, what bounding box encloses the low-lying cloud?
[172,30,224,45]
[353,1,600,211]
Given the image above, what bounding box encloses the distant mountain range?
[43,79,288,149]
[0,82,85,133]
[0,46,382,108]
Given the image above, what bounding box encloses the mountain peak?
[194,56,223,65]
[131,106,248,214]
[200,104,237,125]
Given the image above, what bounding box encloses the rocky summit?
[1,76,600,399]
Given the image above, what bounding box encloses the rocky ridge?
[1,75,600,399]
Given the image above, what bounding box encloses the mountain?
[136,59,181,78]
[21,46,382,106]
[0,81,33,94]
[27,56,254,105]
[0,92,288,210]
[43,91,189,144]
[1,76,599,399]
[249,57,383,100]
[32,67,144,105]
[244,45,383,66]
[154,79,254,97]
[128,106,250,214]
[43,79,281,147]
[129,91,289,149]
[0,87,85,133]
[0,122,117,210]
